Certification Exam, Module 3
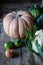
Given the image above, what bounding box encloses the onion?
[5,49,15,58]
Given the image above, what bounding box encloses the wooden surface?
[0,41,34,65]
[0,37,34,65]
[0,32,43,65]
[0,30,43,65]
[33,53,43,65]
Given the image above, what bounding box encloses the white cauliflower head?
[35,29,43,46]
[32,29,43,53]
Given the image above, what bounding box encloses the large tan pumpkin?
[3,10,34,39]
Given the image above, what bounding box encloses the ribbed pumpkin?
[3,10,34,39]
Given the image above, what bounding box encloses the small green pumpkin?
[28,5,41,18]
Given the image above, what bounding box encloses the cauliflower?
[32,29,43,53]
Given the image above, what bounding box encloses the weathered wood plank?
[0,39,34,65]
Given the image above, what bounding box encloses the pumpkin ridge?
[26,21,32,31]
[3,11,16,36]
[9,19,15,37]
[27,17,34,24]
[7,18,14,36]
[17,18,20,38]
[23,15,34,21]
[21,19,27,29]
[23,16,33,25]
[12,18,19,38]
[8,15,16,36]
[3,17,13,36]
[7,11,16,18]
[22,18,32,31]
[18,18,25,38]
[21,16,32,31]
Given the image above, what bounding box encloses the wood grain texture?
[0,36,34,65]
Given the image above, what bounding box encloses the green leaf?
[24,28,36,52]
[32,25,37,34]
[24,27,38,53]
[26,28,34,41]
[25,39,33,52]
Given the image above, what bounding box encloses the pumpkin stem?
[17,15,22,17]
[18,15,22,17]
[16,12,22,18]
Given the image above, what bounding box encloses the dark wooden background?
[0,0,41,3]
[0,0,42,18]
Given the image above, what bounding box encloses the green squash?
[28,5,41,18]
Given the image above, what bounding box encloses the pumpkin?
[35,14,43,29]
[28,5,40,18]
[3,10,34,39]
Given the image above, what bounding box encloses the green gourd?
[28,5,41,18]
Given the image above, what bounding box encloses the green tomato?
[4,41,14,50]
[14,39,21,47]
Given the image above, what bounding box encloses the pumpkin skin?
[35,14,43,29]
[28,5,40,18]
[3,10,34,39]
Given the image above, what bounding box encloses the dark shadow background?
[0,0,42,18]
[0,0,41,4]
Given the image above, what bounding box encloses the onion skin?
[5,49,15,58]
